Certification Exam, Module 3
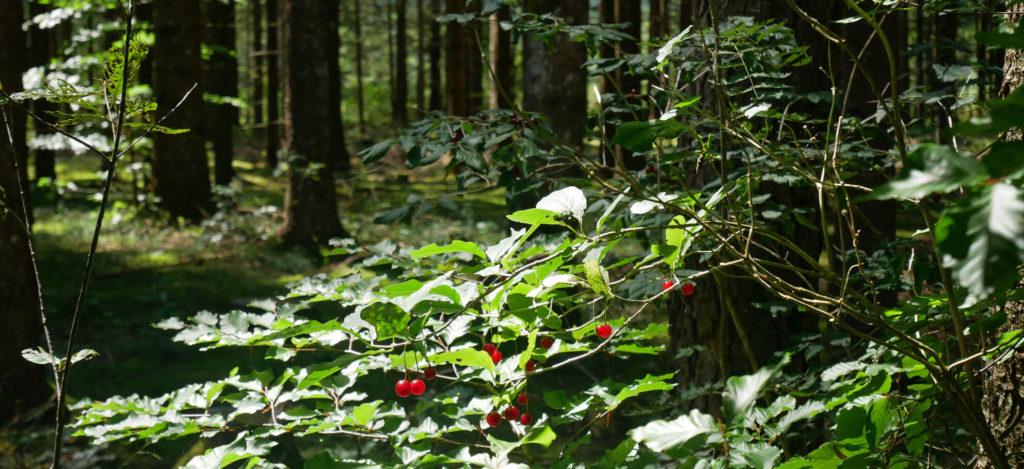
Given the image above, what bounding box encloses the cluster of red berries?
[486,392,534,428]
[394,366,436,398]
[663,279,695,296]
[483,343,502,364]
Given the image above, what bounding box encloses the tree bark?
[266,0,281,168]
[153,0,211,220]
[326,3,350,171]
[977,6,1024,468]
[29,0,57,182]
[252,0,264,126]
[428,0,443,111]
[354,0,367,135]
[416,0,426,117]
[394,0,409,127]
[277,0,350,249]
[445,0,468,116]
[204,0,237,185]
[489,5,513,109]
[522,0,588,149]
[0,0,44,422]
[465,0,483,114]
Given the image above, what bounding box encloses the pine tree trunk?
[326,3,349,171]
[252,0,264,126]
[522,0,588,149]
[153,0,211,220]
[0,0,44,422]
[266,0,281,169]
[354,0,367,135]
[29,0,57,181]
[465,0,483,114]
[277,0,350,248]
[445,0,467,116]
[489,5,513,109]
[977,6,1024,468]
[416,0,426,116]
[394,0,409,127]
[204,0,237,186]
[428,0,443,111]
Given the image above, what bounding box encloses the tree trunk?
[394,0,409,127]
[277,0,350,249]
[354,0,367,135]
[416,0,426,117]
[0,0,44,423]
[428,0,443,111]
[204,0,237,186]
[29,0,57,182]
[465,1,483,114]
[445,0,467,116]
[266,0,281,169]
[153,0,211,220]
[977,6,1024,468]
[522,0,588,149]
[932,5,958,142]
[252,0,264,126]
[489,4,513,109]
[326,3,350,171]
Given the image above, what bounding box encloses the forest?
[2,0,1024,467]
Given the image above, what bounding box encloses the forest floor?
[2,137,511,467]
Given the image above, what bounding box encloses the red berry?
[483,343,496,355]
[486,411,501,427]
[490,350,503,364]
[681,282,695,296]
[539,337,553,349]
[409,378,425,396]
[395,379,411,397]
[662,280,675,291]
[451,135,459,143]
[520,413,533,425]
[504,406,520,421]
[423,367,436,380]
[517,392,529,405]
[596,324,612,339]
[524,360,536,372]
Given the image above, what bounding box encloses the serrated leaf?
[522,425,558,447]
[611,120,687,153]
[723,357,788,425]
[411,240,487,260]
[734,442,783,469]
[584,259,610,297]
[536,186,587,220]
[430,348,495,373]
[359,303,410,340]
[507,208,567,227]
[631,409,717,452]
[867,145,988,200]
[612,373,675,408]
[358,138,395,164]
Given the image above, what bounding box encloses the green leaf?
[536,186,588,221]
[359,303,411,340]
[631,409,717,452]
[935,183,1024,299]
[981,141,1024,181]
[722,357,787,426]
[351,403,378,427]
[358,139,395,164]
[611,120,686,153]
[734,442,784,469]
[584,259,611,297]
[521,425,558,447]
[665,215,691,268]
[411,240,487,260]
[867,145,987,200]
[612,373,675,408]
[507,208,568,227]
[977,18,1024,49]
[430,348,495,373]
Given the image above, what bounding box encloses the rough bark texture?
[0,0,44,422]
[29,0,57,181]
[522,0,588,149]
[428,0,443,111]
[355,0,367,134]
[465,1,483,113]
[153,0,211,220]
[204,0,237,185]
[445,0,468,116]
[277,0,349,248]
[977,6,1024,468]
[266,0,281,168]
[489,5,513,109]
[416,0,426,116]
[252,0,264,126]
[325,3,349,171]
[394,0,409,127]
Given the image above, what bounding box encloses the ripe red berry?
[517,392,529,405]
[524,360,536,372]
[504,406,520,421]
[662,280,675,291]
[423,367,436,380]
[486,411,502,427]
[520,413,533,425]
[409,378,425,396]
[596,324,612,339]
[395,379,411,397]
[490,350,503,364]
[483,343,497,355]
[539,337,553,349]
[681,282,695,296]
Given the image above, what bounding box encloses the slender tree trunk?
[266,0,280,168]
[977,6,1024,467]
[489,5,513,109]
[933,6,958,142]
[205,0,237,185]
[153,0,211,220]
[0,0,45,422]
[445,0,467,115]
[394,0,409,127]
[277,0,350,248]
[29,0,57,181]
[326,3,350,171]
[465,0,483,114]
[252,0,264,126]
[354,0,367,135]
[428,0,443,111]
[416,0,426,117]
